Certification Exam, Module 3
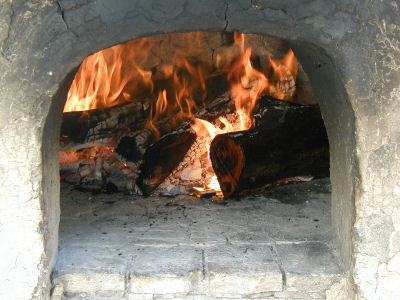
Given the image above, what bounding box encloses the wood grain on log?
[114,74,230,165]
[210,97,329,198]
[60,100,150,151]
[135,92,235,195]
[115,91,233,165]
[135,131,197,196]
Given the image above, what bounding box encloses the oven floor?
[53,178,343,300]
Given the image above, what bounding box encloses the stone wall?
[0,0,399,299]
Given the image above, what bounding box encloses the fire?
[190,34,298,193]
[190,117,230,141]
[62,32,299,196]
[268,49,298,100]
[64,38,154,112]
[208,175,221,191]
[146,90,168,140]
[227,48,268,130]
[59,146,114,166]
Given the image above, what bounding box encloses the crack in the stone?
[374,262,380,295]
[223,0,229,32]
[224,234,232,245]
[201,249,206,278]
[250,0,295,22]
[124,255,134,297]
[0,51,11,65]
[270,245,287,291]
[55,1,79,38]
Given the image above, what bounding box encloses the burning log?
[135,131,197,195]
[210,97,329,198]
[155,137,211,195]
[135,92,235,195]
[60,100,150,151]
[115,116,185,166]
[59,90,232,194]
[114,75,230,165]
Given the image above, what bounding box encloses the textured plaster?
[0,0,399,299]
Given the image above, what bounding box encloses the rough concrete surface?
[53,178,343,299]
[0,1,399,299]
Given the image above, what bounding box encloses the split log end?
[136,131,197,195]
[210,134,245,199]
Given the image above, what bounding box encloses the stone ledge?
[130,246,204,294]
[54,179,343,299]
[207,245,282,296]
[276,242,342,294]
[53,273,125,298]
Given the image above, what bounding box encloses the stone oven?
[0,1,399,300]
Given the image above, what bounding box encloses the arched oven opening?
[53,32,343,298]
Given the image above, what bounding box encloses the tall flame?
[190,34,297,192]
[146,90,168,140]
[64,38,154,112]
[227,48,268,130]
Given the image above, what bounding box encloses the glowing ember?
[59,146,115,166]
[208,175,221,191]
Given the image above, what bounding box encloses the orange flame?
[268,49,298,100]
[190,34,297,192]
[172,59,206,118]
[228,48,269,130]
[64,38,154,112]
[146,90,168,140]
[62,32,299,194]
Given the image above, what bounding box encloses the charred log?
[210,98,329,198]
[60,100,150,151]
[114,87,234,165]
[134,92,235,195]
[115,117,184,166]
[115,90,233,165]
[135,131,197,195]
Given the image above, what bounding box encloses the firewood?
[135,92,235,195]
[60,146,136,193]
[210,97,329,198]
[115,116,183,166]
[114,74,230,165]
[60,100,150,151]
[135,131,196,195]
[155,137,210,195]
[115,91,233,167]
